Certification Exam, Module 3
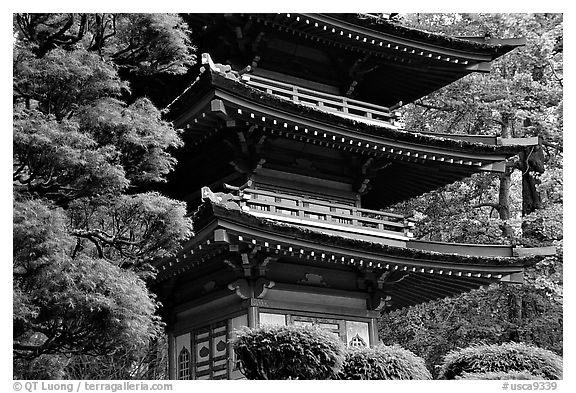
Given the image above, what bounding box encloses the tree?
[399,13,562,228]
[379,13,563,378]
[13,13,195,379]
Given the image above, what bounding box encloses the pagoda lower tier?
[151,194,553,380]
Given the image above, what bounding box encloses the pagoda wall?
[168,280,380,379]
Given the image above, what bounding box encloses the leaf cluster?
[233,325,345,380]
[438,342,562,380]
[338,345,431,380]
[456,371,543,380]
[68,192,192,269]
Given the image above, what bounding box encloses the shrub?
[339,345,432,380]
[232,324,345,380]
[439,342,562,380]
[456,371,543,380]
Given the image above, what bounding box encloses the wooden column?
[368,317,380,346]
[167,331,176,380]
[247,299,259,328]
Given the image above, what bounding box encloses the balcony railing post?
[292,86,299,103]
[342,98,349,114]
[297,200,305,218]
[403,219,413,238]
[351,207,359,226]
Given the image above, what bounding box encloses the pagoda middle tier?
[164,54,539,211]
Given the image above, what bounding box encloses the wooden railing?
[241,74,399,126]
[239,188,414,240]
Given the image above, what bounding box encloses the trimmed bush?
[439,342,562,380]
[232,324,345,380]
[339,345,432,380]
[457,371,543,380]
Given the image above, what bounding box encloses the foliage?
[233,325,345,380]
[13,12,195,378]
[380,14,563,379]
[389,173,514,244]
[13,49,184,200]
[338,345,431,380]
[13,199,163,362]
[14,13,195,74]
[14,355,69,380]
[456,371,542,380]
[77,97,183,185]
[13,108,128,201]
[106,14,195,75]
[63,337,169,380]
[521,204,563,247]
[379,283,562,378]
[400,13,562,139]
[438,342,562,380]
[14,48,126,120]
[394,13,563,239]
[68,192,192,271]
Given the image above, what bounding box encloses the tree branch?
[472,202,502,218]
[543,141,563,153]
[70,230,105,258]
[547,60,563,87]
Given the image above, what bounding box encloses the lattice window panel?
[177,348,191,380]
[193,321,228,380]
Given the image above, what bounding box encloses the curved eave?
[249,13,523,63]
[155,202,537,279]
[318,14,525,58]
[170,70,526,161]
[153,203,547,309]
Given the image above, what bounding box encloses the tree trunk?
[499,168,515,239]
[499,112,515,239]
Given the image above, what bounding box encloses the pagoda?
[152,14,553,380]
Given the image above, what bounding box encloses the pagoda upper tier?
[182,13,526,107]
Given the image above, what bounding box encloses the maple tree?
[12,13,194,379]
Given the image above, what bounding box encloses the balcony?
[225,187,414,245]
[241,73,402,128]
[200,52,403,128]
